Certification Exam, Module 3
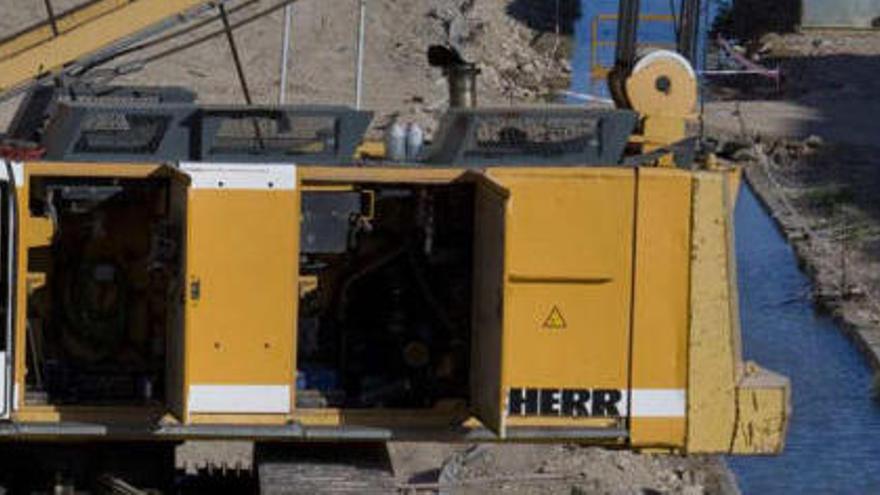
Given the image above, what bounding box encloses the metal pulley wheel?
[625,49,698,117]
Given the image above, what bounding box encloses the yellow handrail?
[589,13,676,83]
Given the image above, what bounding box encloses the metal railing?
[589,13,677,81]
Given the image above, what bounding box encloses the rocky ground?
[0,0,575,137]
[704,30,880,147]
[393,443,736,495]
[173,440,741,494]
[0,1,739,493]
[705,29,880,374]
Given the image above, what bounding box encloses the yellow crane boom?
[0,0,211,95]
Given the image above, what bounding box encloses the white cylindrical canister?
[406,123,424,161]
[385,122,407,162]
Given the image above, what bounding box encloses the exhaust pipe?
[428,45,481,109]
[446,62,480,109]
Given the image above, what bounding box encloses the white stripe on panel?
[188,384,291,414]
[630,389,686,418]
[180,162,296,191]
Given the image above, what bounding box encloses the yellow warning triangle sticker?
[542,306,567,330]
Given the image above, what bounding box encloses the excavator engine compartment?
[0,0,791,462]
[24,174,183,406]
[297,183,475,410]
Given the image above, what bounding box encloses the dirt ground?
[704,30,880,148]
[0,1,740,493]
[175,441,738,494]
[705,29,880,372]
[0,0,574,137]
[392,443,737,495]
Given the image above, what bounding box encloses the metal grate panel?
[428,107,638,167]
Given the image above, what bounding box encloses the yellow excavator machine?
[0,0,788,491]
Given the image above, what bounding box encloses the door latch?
[190,277,201,301]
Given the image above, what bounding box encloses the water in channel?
[567,1,880,491]
[728,187,880,493]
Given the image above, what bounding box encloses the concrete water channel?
[729,187,880,494]
[566,1,880,492]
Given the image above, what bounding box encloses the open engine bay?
[24,176,183,406]
[297,183,475,409]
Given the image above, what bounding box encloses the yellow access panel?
[629,168,693,448]
[489,168,635,432]
[182,163,298,421]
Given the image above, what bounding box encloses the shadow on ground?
[730,0,802,40]
[505,0,582,35]
[710,38,880,289]
[710,50,880,142]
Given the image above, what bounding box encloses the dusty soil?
[706,29,880,373]
[0,0,574,136]
[705,30,880,148]
[0,1,737,493]
[171,441,739,494]
[392,443,737,495]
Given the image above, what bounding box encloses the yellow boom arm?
[0,0,211,95]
